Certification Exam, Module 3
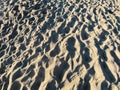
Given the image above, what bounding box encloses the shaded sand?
[0,0,120,90]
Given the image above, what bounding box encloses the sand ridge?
[0,0,120,90]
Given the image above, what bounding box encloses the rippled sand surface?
[0,0,120,90]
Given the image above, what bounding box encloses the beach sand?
[0,0,120,90]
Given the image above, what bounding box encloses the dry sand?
[0,0,120,90]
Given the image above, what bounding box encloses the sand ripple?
[0,0,120,90]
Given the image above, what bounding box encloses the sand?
[0,0,120,90]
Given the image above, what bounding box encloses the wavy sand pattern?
[0,0,120,90]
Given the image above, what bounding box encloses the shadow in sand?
[53,59,69,83]
[9,25,18,40]
[12,69,23,82]
[31,67,45,90]
[66,37,76,59]
[110,51,120,66]
[1,77,9,90]
[80,67,95,90]
[81,24,89,40]
[101,80,109,90]
[58,21,66,34]
[11,81,21,90]
[50,44,60,57]
[46,80,57,90]
[94,38,116,83]
[50,31,58,43]
[77,35,91,69]
[98,29,109,45]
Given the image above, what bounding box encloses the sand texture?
[0,0,120,90]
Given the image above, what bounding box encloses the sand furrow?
[0,0,120,90]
